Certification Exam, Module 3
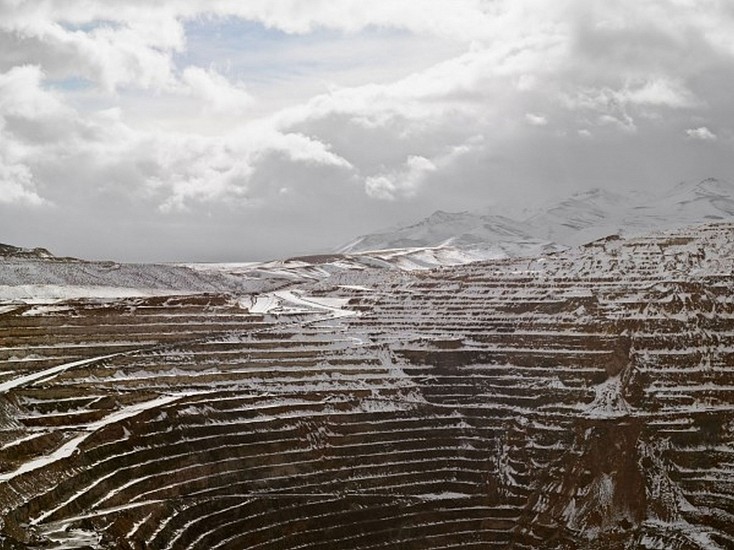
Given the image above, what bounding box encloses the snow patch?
[0,353,121,394]
[583,375,632,418]
[0,285,187,302]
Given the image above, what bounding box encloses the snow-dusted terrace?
[0,223,733,548]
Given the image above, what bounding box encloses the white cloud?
[0,1,530,44]
[562,77,698,133]
[362,139,480,201]
[0,148,45,206]
[686,126,717,140]
[525,113,548,126]
[623,77,697,108]
[0,62,353,213]
[0,65,67,118]
[0,18,183,92]
[365,155,437,200]
[181,66,254,115]
[0,66,62,205]
[142,124,353,212]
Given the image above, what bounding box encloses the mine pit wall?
[0,224,733,548]
[345,228,734,548]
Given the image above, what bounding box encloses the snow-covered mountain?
[638,177,734,226]
[338,210,563,259]
[524,187,637,245]
[339,177,734,258]
[339,210,530,251]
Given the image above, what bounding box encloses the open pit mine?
[1,223,733,549]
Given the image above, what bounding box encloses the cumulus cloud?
[365,156,437,201]
[686,126,717,140]
[0,61,349,215]
[0,148,45,206]
[363,137,482,201]
[0,16,183,92]
[0,65,62,205]
[0,65,67,118]
[149,127,352,212]
[623,78,697,108]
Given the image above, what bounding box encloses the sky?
[1,0,733,262]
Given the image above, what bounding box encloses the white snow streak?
[0,394,183,483]
[0,353,120,394]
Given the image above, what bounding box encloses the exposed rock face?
[0,244,54,259]
[0,223,733,548]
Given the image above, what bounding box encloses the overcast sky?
[1,0,733,261]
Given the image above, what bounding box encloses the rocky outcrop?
[0,244,54,260]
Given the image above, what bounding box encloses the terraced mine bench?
[0,223,733,548]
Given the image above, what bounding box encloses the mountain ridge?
[339,177,734,257]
